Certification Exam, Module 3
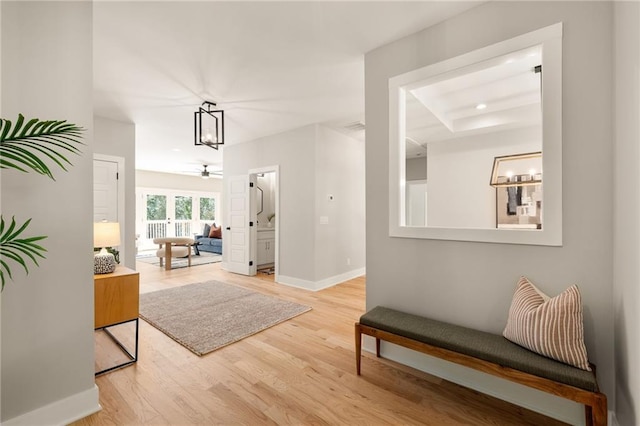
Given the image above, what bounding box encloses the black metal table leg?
[95,318,139,376]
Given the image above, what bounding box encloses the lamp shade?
[94,221,121,248]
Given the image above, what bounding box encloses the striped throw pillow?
[503,277,591,371]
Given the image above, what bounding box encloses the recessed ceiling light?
[172,148,181,152]
[505,59,515,64]
[476,103,487,110]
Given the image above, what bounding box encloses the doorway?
[250,166,279,280]
[406,180,428,227]
[221,166,279,279]
[94,154,125,262]
[137,188,220,251]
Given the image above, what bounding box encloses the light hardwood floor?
[75,260,566,425]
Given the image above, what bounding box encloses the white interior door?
[94,155,125,262]
[93,159,118,222]
[223,175,252,275]
[406,180,428,227]
[249,175,257,276]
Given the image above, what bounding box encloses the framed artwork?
[496,184,542,229]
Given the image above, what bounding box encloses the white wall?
[365,2,613,424]
[406,157,427,181]
[427,127,540,229]
[613,2,640,425]
[224,125,317,283]
[94,116,136,268]
[223,124,365,289]
[314,126,365,283]
[1,2,98,423]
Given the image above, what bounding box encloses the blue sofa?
[195,236,222,254]
[195,224,222,254]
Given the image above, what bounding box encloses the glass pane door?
[174,195,193,237]
[195,196,217,235]
[137,189,220,252]
[145,194,168,242]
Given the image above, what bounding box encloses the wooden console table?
[94,266,140,376]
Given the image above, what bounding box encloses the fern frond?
[0,114,84,180]
[0,215,47,291]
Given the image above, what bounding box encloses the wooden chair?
[153,237,195,270]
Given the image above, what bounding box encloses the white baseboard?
[278,267,365,291]
[2,385,100,426]
[363,338,594,425]
[609,411,618,426]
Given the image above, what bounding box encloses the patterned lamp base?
[94,251,116,274]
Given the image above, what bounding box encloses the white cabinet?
[257,229,275,266]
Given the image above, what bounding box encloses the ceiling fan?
[201,164,211,179]
[200,164,224,179]
[179,164,223,179]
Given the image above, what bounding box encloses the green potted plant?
[0,114,84,290]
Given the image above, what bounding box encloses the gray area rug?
[139,280,311,356]
[136,251,221,268]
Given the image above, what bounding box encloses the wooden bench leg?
[355,323,362,375]
[585,405,593,426]
[376,337,381,357]
[586,393,607,426]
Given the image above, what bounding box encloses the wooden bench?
[355,306,607,426]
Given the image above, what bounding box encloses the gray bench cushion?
[360,306,598,392]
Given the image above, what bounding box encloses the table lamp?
[94,221,121,274]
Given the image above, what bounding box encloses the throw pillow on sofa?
[209,225,222,239]
[202,223,211,238]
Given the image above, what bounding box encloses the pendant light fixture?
[194,101,224,150]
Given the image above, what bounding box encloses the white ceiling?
[405,44,542,158]
[93,1,481,177]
